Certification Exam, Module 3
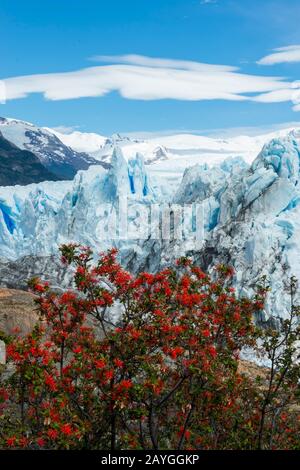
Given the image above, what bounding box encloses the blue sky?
[1,0,300,136]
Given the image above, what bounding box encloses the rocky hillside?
[0,132,58,185]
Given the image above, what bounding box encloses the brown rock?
[0,288,38,336]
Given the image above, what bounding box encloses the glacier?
[1,129,300,323]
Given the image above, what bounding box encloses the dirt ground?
[0,288,38,336]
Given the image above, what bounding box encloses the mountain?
[0,117,106,180]
[0,132,59,186]
[48,128,107,154]
[47,125,300,175]
[52,129,151,164]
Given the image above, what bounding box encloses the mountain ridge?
[0,117,108,181]
[0,131,59,186]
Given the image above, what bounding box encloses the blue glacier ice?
[1,135,300,320]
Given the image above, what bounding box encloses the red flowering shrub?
[0,244,299,450]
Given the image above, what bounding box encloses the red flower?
[35,284,46,293]
[141,273,154,284]
[131,329,141,340]
[115,271,132,286]
[172,325,185,334]
[59,291,76,304]
[102,291,114,305]
[233,311,241,322]
[36,437,46,447]
[208,345,217,358]
[6,436,16,447]
[45,374,57,392]
[119,379,133,390]
[169,346,184,359]
[154,309,165,318]
[19,437,29,448]
[161,324,171,333]
[95,358,106,369]
[105,370,114,381]
[47,429,58,440]
[114,358,124,368]
[202,329,210,338]
[181,276,190,289]
[0,388,9,402]
[192,266,207,279]
[61,423,73,436]
[76,266,85,275]
[42,355,50,366]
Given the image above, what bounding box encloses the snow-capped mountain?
[45,125,300,181]
[48,128,107,154]
[52,128,259,167]
[49,129,142,163]
[2,116,298,184]
[0,117,104,180]
[0,132,58,185]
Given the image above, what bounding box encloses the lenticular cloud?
[2,54,291,104]
[257,45,300,65]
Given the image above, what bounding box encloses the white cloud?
[252,80,300,111]
[90,54,236,72]
[0,81,5,104]
[257,45,300,65]
[253,89,293,103]
[0,54,293,107]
